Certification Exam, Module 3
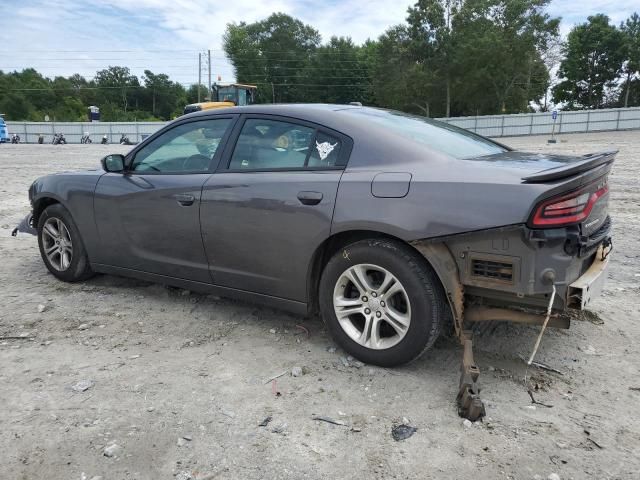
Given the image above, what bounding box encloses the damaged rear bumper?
[413,221,612,322]
[11,213,36,237]
[442,223,612,312]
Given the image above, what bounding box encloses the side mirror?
[101,154,125,173]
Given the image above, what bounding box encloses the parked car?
[16,104,613,373]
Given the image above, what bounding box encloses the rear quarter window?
[344,109,508,159]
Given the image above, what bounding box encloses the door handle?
[173,193,195,206]
[297,191,323,206]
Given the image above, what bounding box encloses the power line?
[0,49,378,56]
[0,58,205,62]
[0,49,204,53]
[0,58,368,67]
[0,71,370,80]
[0,85,193,92]
[0,82,373,93]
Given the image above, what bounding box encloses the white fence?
[436,106,640,137]
[4,121,168,144]
[5,106,640,143]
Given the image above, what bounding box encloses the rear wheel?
[37,204,93,282]
[319,238,447,367]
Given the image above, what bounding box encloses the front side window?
[228,119,315,170]
[131,118,232,173]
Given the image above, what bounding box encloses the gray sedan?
[20,104,613,386]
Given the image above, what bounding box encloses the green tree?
[49,76,86,120]
[369,26,437,115]
[553,14,626,109]
[407,0,464,117]
[0,91,33,120]
[223,13,321,103]
[620,12,640,107]
[94,66,141,116]
[0,69,51,120]
[0,67,196,121]
[453,0,558,114]
[186,84,210,104]
[141,70,187,120]
[300,36,370,104]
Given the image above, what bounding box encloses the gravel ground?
[1,131,639,480]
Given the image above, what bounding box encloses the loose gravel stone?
[103,443,121,458]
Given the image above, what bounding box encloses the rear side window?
[228,119,315,170]
[343,108,508,159]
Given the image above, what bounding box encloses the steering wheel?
[272,134,291,151]
[183,154,210,171]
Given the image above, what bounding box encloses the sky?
[0,0,637,87]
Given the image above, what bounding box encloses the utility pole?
[198,53,202,103]
[208,49,212,102]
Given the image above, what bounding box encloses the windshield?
[217,87,237,104]
[344,108,508,159]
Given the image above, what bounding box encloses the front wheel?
[37,204,94,282]
[319,239,448,367]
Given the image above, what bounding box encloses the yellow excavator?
[183,83,257,115]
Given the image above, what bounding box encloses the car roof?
[184,103,362,118]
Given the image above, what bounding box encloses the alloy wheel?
[41,217,73,271]
[333,263,411,350]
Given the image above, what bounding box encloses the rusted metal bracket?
[465,306,570,329]
[412,242,484,419]
[456,330,486,422]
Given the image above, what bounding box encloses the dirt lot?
[1,131,639,480]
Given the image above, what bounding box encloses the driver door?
[93,116,235,283]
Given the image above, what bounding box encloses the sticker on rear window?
[316,140,337,160]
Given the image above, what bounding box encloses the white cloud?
[0,0,636,85]
[547,0,638,35]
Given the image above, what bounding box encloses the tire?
[37,203,94,282]
[319,238,448,367]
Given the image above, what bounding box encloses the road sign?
[551,110,558,120]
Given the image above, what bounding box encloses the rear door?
[93,116,235,282]
[200,115,352,302]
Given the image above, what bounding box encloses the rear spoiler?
[522,150,617,184]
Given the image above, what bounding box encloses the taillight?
[530,180,608,227]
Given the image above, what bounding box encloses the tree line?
[1,1,639,121]
[0,67,208,122]
[225,3,640,117]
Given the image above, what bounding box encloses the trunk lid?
[463,149,616,238]
[463,150,616,182]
